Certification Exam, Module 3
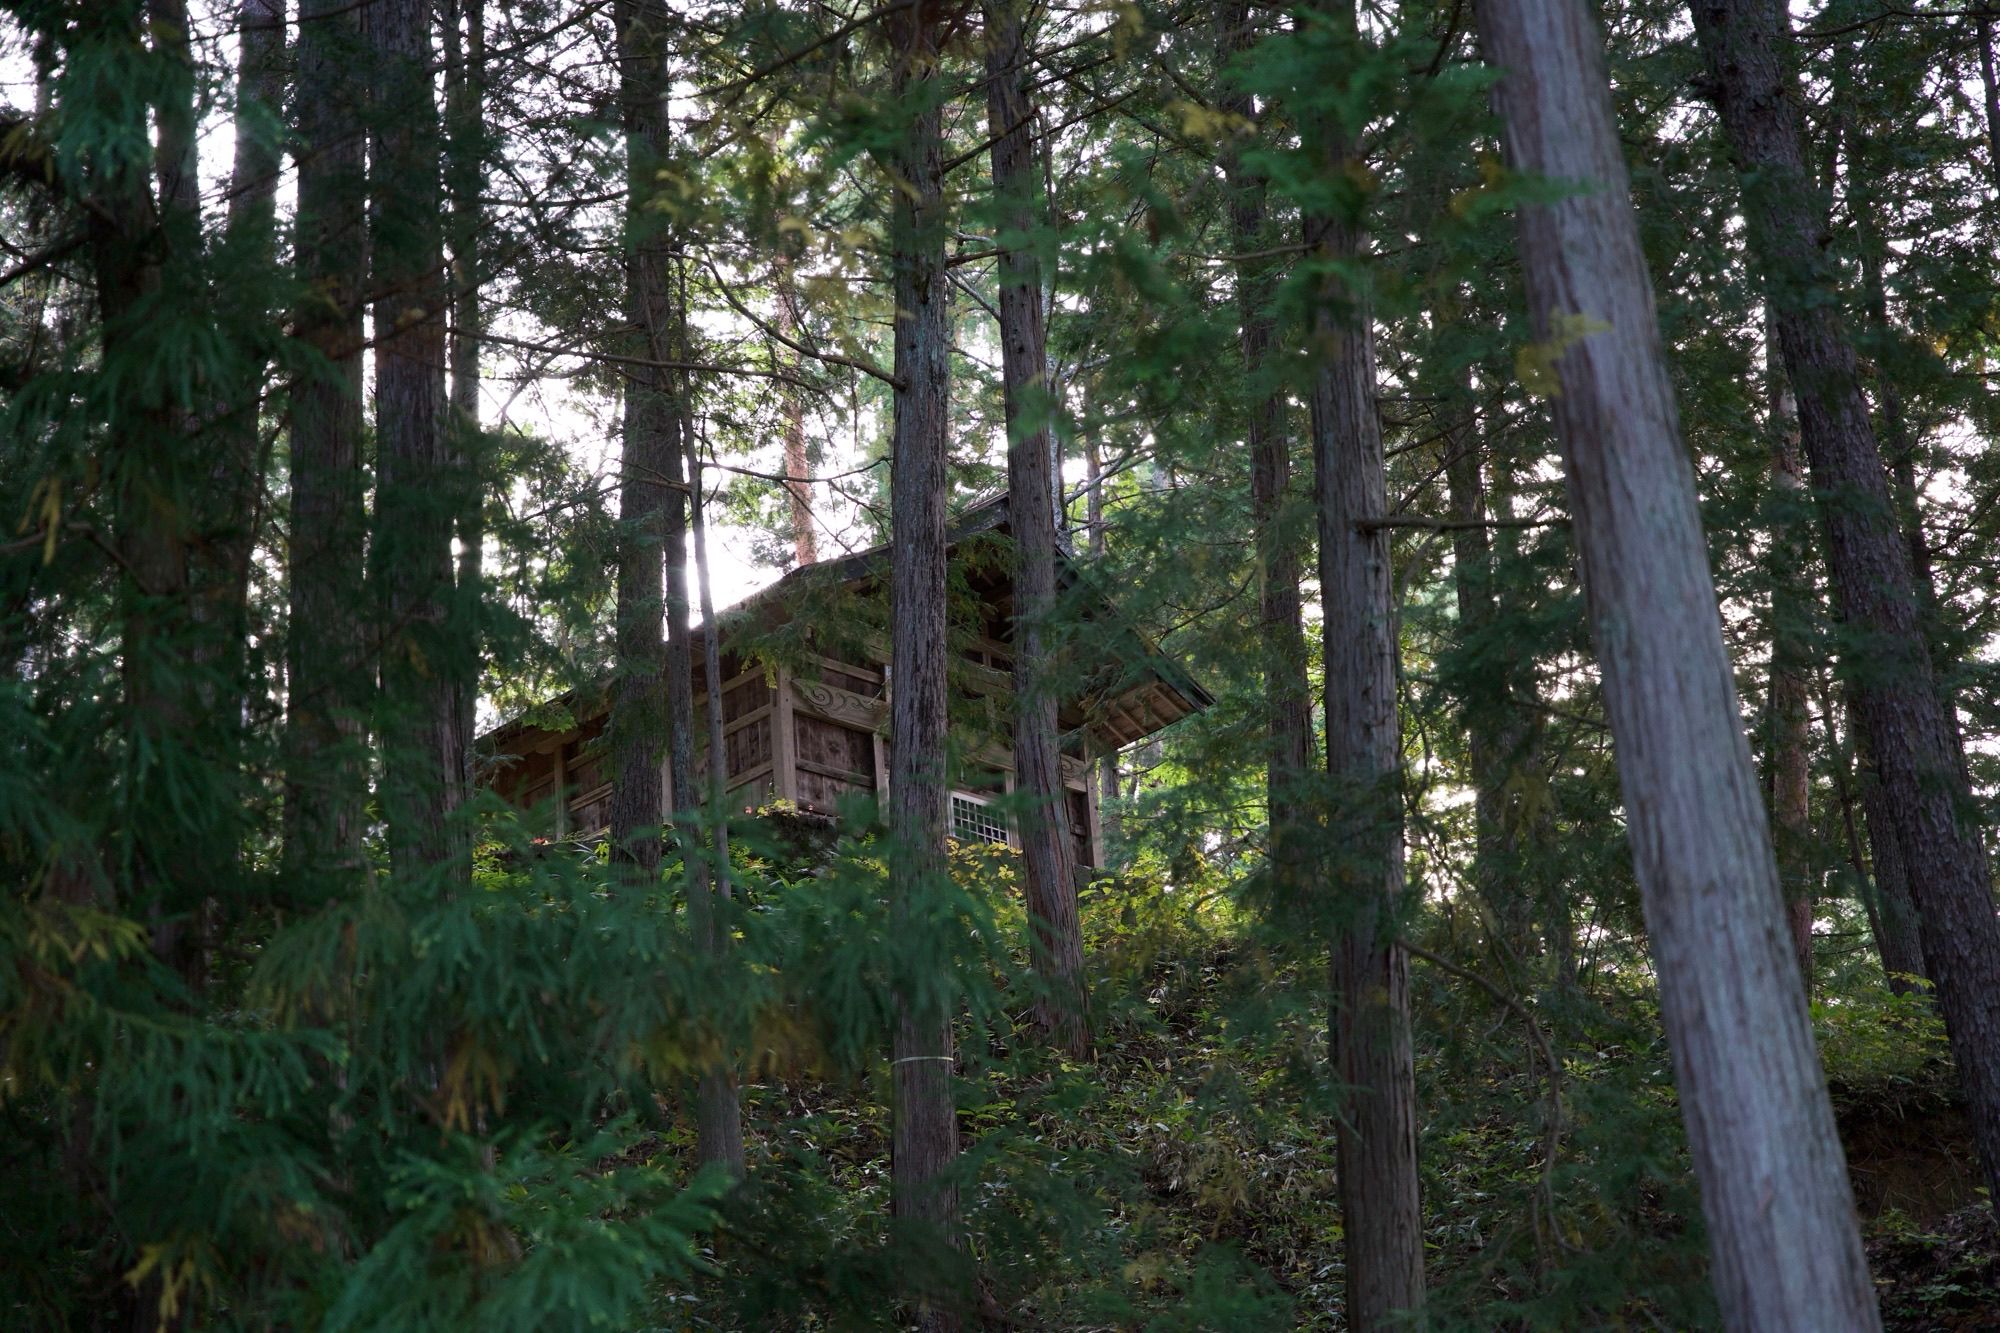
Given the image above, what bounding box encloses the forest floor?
[1843,1091,2000,1331]
[1868,1202,2000,1332]
[669,875,1995,1329]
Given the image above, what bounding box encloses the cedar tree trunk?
[774,253,819,566]
[985,0,1089,1059]
[1302,44,1426,1322]
[885,1,962,1320]
[1218,0,1314,891]
[445,0,485,792]
[688,417,747,1177]
[611,0,744,1175]
[1476,0,1883,1322]
[368,0,464,884]
[1765,316,1816,988]
[1690,0,2000,1220]
[286,0,370,883]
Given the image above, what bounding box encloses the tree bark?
[1438,388,1550,960]
[1217,0,1314,893]
[148,0,199,230]
[89,10,181,910]
[609,0,673,884]
[445,0,486,799]
[985,0,1088,1061]
[285,0,370,885]
[1856,750,1931,993]
[189,0,284,737]
[1854,231,1957,709]
[368,0,463,886]
[1476,0,1882,1323]
[610,0,742,1175]
[1764,314,1815,989]
[1819,674,1927,993]
[773,253,819,567]
[141,0,199,755]
[1085,437,1120,846]
[885,2,961,1319]
[1442,412,1505,915]
[688,413,747,1178]
[1300,13,1425,1315]
[1976,5,2000,193]
[1690,0,2000,1222]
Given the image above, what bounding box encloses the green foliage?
[320,1133,727,1333]
[1814,983,1952,1095]
[6,0,1995,1325]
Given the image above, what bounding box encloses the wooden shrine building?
[478,495,1211,874]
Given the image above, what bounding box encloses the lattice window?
[950,793,1009,846]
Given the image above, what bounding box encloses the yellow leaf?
[1166,99,1250,142]
[39,477,61,563]
[1514,311,1611,398]
[1449,152,1507,218]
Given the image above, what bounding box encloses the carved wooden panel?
[725,715,771,777]
[796,715,874,780]
[794,678,888,730]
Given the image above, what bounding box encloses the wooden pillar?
[773,662,798,803]
[552,740,571,837]
[1083,763,1103,870]
[1002,764,1019,851]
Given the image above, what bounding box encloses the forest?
[3,0,1999,1327]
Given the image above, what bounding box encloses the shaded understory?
[646,863,1991,1329]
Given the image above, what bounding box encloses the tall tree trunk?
[286,0,370,884]
[1825,100,1936,1001]
[368,0,463,885]
[1085,438,1120,845]
[1856,748,1931,994]
[219,0,284,576]
[1818,672,1927,993]
[140,0,199,789]
[149,0,199,229]
[1438,387,1547,960]
[1854,232,1956,706]
[688,414,747,1177]
[773,253,819,566]
[1976,5,2000,192]
[1442,412,1505,917]
[985,0,1088,1060]
[1690,0,2000,1221]
[186,0,284,740]
[445,0,486,796]
[45,17,190,1308]
[1300,13,1425,1317]
[1476,0,1882,1323]
[90,10,181,910]
[610,0,741,1175]
[1217,1,1314,893]
[1765,314,1816,989]
[609,0,672,884]
[885,2,961,1320]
